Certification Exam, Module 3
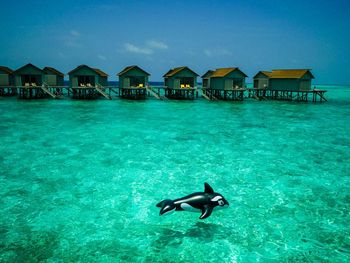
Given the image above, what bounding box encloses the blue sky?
[1,0,349,84]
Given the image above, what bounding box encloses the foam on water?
[0,86,349,262]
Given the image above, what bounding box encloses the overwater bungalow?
[12,63,49,99]
[0,66,15,96]
[117,65,150,100]
[201,67,247,101]
[163,66,199,100]
[252,69,324,102]
[13,63,44,87]
[201,70,214,89]
[253,71,271,89]
[68,65,110,99]
[253,69,314,91]
[43,67,64,96]
[43,67,64,86]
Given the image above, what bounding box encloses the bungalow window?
[130,76,144,87]
[22,75,39,86]
[232,78,242,88]
[78,75,95,87]
[180,77,193,88]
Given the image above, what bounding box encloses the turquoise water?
[0,86,349,262]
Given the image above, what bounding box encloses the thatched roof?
[43,67,64,76]
[117,65,150,76]
[254,69,314,79]
[0,66,13,74]
[209,67,248,78]
[93,68,108,77]
[253,71,272,78]
[269,69,314,79]
[68,65,108,77]
[201,70,214,78]
[163,66,199,77]
[13,63,43,74]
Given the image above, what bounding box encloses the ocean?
[0,85,349,262]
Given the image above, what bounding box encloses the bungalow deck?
[18,85,60,99]
[247,88,327,102]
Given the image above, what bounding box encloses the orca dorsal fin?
[204,182,214,194]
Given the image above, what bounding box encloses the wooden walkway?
[95,84,112,100]
[148,86,168,100]
[1,85,328,103]
[202,89,218,101]
[41,83,58,99]
[145,86,160,100]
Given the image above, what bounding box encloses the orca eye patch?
[211,196,222,202]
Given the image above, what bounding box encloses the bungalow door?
[0,74,9,86]
[124,78,130,88]
[300,80,310,91]
[174,78,180,89]
[224,79,233,90]
[46,75,57,86]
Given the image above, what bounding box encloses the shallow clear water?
[0,86,349,262]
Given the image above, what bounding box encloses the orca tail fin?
[156,199,176,216]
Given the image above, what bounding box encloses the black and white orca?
[156,183,229,219]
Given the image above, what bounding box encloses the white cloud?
[204,49,212,57]
[122,39,169,55]
[147,40,168,50]
[65,40,82,48]
[124,43,153,55]
[62,30,82,48]
[98,55,107,61]
[58,52,66,58]
[204,48,232,57]
[70,30,81,37]
[185,50,196,56]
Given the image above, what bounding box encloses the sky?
[1,0,350,84]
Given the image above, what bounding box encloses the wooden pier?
[120,87,147,100]
[0,86,17,97]
[71,87,100,100]
[202,88,245,101]
[164,87,198,100]
[0,85,328,103]
[18,86,50,99]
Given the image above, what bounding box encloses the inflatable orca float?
[156,183,229,219]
